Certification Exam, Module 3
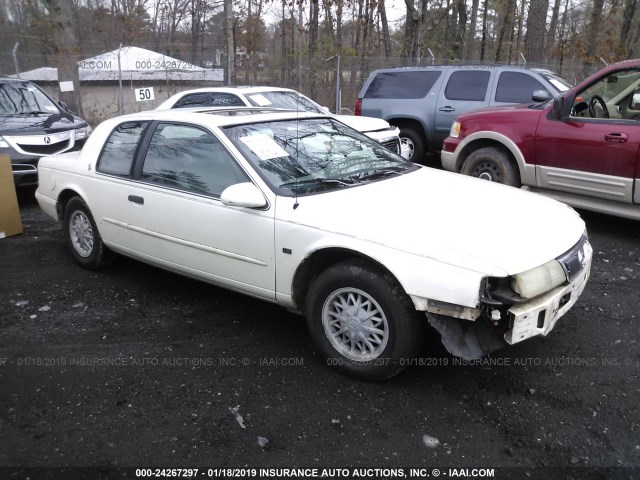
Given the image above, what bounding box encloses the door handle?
[439,106,455,112]
[604,133,628,143]
[128,195,144,205]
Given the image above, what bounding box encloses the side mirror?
[532,89,552,102]
[59,100,70,112]
[552,96,565,119]
[220,182,267,208]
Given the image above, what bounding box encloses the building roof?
[17,46,223,82]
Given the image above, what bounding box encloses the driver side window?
[571,68,640,121]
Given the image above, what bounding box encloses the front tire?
[461,147,520,187]
[398,127,426,163]
[63,197,116,269]
[306,260,424,380]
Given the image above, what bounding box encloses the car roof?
[169,86,296,95]
[167,106,290,115]
[121,109,329,128]
[0,77,34,84]
[371,64,549,73]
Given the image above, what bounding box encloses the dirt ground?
[1,190,639,480]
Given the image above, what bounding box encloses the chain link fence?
[1,46,601,126]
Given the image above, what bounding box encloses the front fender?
[453,131,536,186]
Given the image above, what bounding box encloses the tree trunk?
[379,0,392,58]
[451,0,467,60]
[479,0,488,61]
[620,0,638,56]
[547,0,562,53]
[336,0,343,52]
[525,0,549,63]
[465,0,480,59]
[403,0,420,63]
[224,0,234,85]
[584,0,604,71]
[309,0,319,97]
[43,0,83,115]
[495,0,514,61]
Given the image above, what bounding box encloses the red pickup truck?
[441,59,640,220]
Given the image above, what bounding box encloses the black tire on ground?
[305,259,425,381]
[461,146,521,187]
[63,197,116,270]
[398,127,426,162]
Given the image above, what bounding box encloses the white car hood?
[334,114,393,133]
[277,167,585,276]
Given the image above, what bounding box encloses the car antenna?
[293,91,300,210]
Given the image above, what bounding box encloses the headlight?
[75,126,92,140]
[511,260,566,299]
[449,121,461,138]
[0,136,9,148]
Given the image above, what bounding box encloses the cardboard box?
[0,154,23,238]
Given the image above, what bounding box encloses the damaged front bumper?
[505,242,592,344]
[426,237,593,360]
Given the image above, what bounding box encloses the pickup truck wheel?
[461,147,520,187]
[306,260,424,380]
[64,197,116,270]
[398,127,425,162]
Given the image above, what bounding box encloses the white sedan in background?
[36,109,592,379]
[156,86,407,158]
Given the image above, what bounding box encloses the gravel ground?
[0,190,639,480]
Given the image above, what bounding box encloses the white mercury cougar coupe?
[36,110,592,380]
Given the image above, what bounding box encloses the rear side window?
[445,71,491,101]
[363,71,442,99]
[174,92,245,108]
[97,121,148,176]
[496,72,547,103]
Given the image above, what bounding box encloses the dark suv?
[356,65,572,161]
[0,77,91,187]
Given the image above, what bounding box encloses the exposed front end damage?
[424,236,593,360]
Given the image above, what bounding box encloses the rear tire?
[398,127,426,163]
[306,260,425,380]
[461,147,520,187]
[63,197,116,270]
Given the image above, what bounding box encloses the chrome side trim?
[522,186,640,221]
[536,165,633,202]
[103,217,268,266]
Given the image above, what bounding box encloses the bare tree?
[620,0,638,56]
[584,0,604,70]
[525,0,549,63]
[464,0,480,59]
[42,0,83,114]
[224,0,234,84]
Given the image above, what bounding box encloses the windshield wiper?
[347,166,407,182]
[280,177,358,189]
[16,111,53,115]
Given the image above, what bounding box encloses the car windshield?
[0,81,60,116]
[245,91,325,113]
[223,118,416,195]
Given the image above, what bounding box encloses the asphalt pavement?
[1,189,639,480]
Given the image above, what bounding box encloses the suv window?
[445,71,491,101]
[364,71,442,99]
[97,121,148,176]
[141,123,248,197]
[496,72,547,103]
